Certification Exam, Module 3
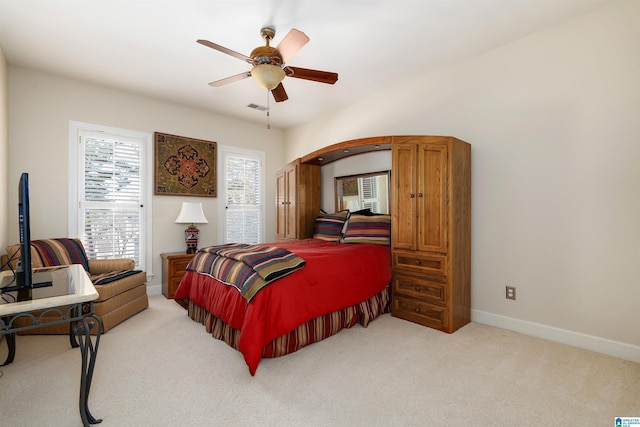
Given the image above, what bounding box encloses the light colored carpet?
[1,295,638,426]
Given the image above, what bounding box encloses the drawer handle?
[414,285,421,291]
[414,307,421,313]
[414,260,421,265]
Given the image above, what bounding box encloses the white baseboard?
[471,309,640,364]
[146,283,162,296]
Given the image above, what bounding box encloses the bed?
[173,233,392,375]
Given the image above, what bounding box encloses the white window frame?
[359,175,379,212]
[217,144,266,244]
[68,121,153,277]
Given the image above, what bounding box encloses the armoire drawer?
[392,295,448,330]
[392,251,447,277]
[392,273,447,306]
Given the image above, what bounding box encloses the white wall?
[7,67,286,287]
[286,0,640,354]
[0,45,7,250]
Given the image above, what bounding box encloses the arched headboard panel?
[300,136,391,165]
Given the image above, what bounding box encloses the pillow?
[351,208,390,216]
[30,238,91,271]
[351,208,373,216]
[313,210,350,242]
[342,214,391,245]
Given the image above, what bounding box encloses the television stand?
[2,279,54,293]
[1,267,60,301]
[0,265,103,426]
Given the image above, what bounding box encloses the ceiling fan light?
[251,64,285,91]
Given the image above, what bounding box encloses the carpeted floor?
[1,295,638,426]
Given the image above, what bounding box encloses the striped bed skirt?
[186,285,391,359]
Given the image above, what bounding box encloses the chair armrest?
[88,259,135,274]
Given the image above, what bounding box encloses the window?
[69,122,152,272]
[219,146,265,244]
[360,175,379,212]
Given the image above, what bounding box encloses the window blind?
[360,175,379,213]
[225,155,262,244]
[79,133,144,265]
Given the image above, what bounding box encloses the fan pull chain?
[266,90,271,130]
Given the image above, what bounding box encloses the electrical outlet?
[506,286,516,300]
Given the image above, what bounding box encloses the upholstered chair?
[3,238,148,334]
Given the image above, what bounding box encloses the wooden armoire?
[275,159,321,241]
[390,135,471,333]
[275,135,470,333]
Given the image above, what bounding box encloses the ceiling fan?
[197,27,338,102]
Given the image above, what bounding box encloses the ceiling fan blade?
[208,71,252,87]
[273,29,309,63]
[197,39,253,64]
[285,67,338,84]
[271,83,288,102]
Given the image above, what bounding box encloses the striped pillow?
[31,238,91,271]
[312,210,350,242]
[342,214,391,245]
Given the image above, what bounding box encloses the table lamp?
[175,202,208,254]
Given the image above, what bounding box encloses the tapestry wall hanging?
[154,132,217,197]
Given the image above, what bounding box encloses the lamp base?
[184,224,200,254]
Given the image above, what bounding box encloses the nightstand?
[161,252,196,299]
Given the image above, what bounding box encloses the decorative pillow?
[313,210,350,242]
[351,208,374,216]
[342,214,391,245]
[30,238,91,272]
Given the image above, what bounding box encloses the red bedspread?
[173,239,392,375]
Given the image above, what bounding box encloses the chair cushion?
[91,270,143,286]
[92,270,147,301]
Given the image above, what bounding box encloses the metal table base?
[1,302,103,426]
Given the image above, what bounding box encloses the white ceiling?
[0,0,612,129]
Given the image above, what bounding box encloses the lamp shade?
[251,64,285,91]
[175,202,208,225]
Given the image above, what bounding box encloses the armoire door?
[391,143,417,250]
[284,165,298,240]
[275,169,287,240]
[417,143,448,253]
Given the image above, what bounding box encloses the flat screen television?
[16,172,33,301]
[0,173,54,301]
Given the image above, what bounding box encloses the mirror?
[335,171,390,214]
